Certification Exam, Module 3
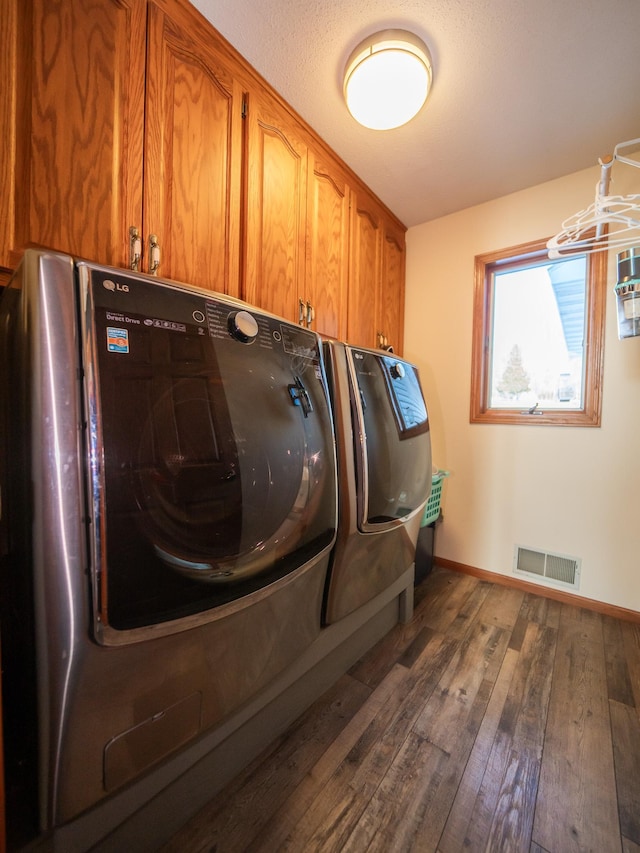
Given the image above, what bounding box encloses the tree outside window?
[496,345,530,400]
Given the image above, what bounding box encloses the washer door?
[82,267,337,641]
[347,348,431,531]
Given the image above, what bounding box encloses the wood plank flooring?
[160,567,640,852]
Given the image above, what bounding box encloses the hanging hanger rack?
[547,137,640,259]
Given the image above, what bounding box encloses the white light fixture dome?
[343,29,433,130]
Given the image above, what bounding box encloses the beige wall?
[404,164,640,611]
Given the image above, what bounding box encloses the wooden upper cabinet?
[346,189,382,350]
[243,98,351,338]
[10,0,146,269]
[143,0,243,292]
[1,0,406,340]
[4,0,243,292]
[243,93,308,321]
[345,187,407,353]
[304,153,350,340]
[378,221,406,355]
[0,0,19,273]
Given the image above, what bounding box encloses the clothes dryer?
[0,250,337,832]
[323,341,431,624]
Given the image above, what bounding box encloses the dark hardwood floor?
[161,566,640,852]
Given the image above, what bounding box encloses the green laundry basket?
[421,469,449,527]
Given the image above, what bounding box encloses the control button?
[228,310,259,343]
[192,310,205,323]
[390,362,405,379]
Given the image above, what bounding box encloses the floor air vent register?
[513,545,581,590]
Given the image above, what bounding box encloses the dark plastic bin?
[414,520,436,585]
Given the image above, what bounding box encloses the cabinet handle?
[306,301,314,328]
[129,226,142,271]
[298,298,305,326]
[149,234,160,276]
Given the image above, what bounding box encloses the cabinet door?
[346,190,382,349]
[1,0,19,272]
[243,93,307,321]
[305,153,350,340]
[144,0,243,293]
[378,222,406,354]
[10,0,146,268]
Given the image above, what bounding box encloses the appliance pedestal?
[43,567,414,853]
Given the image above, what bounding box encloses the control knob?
[228,310,259,343]
[390,361,405,379]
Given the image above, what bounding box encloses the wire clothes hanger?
[547,137,640,259]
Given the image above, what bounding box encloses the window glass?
[490,255,586,409]
[470,238,605,426]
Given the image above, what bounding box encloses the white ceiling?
[191,0,640,228]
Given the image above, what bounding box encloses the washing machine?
[322,341,431,624]
[0,250,337,834]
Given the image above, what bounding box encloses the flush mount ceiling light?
[343,29,433,130]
